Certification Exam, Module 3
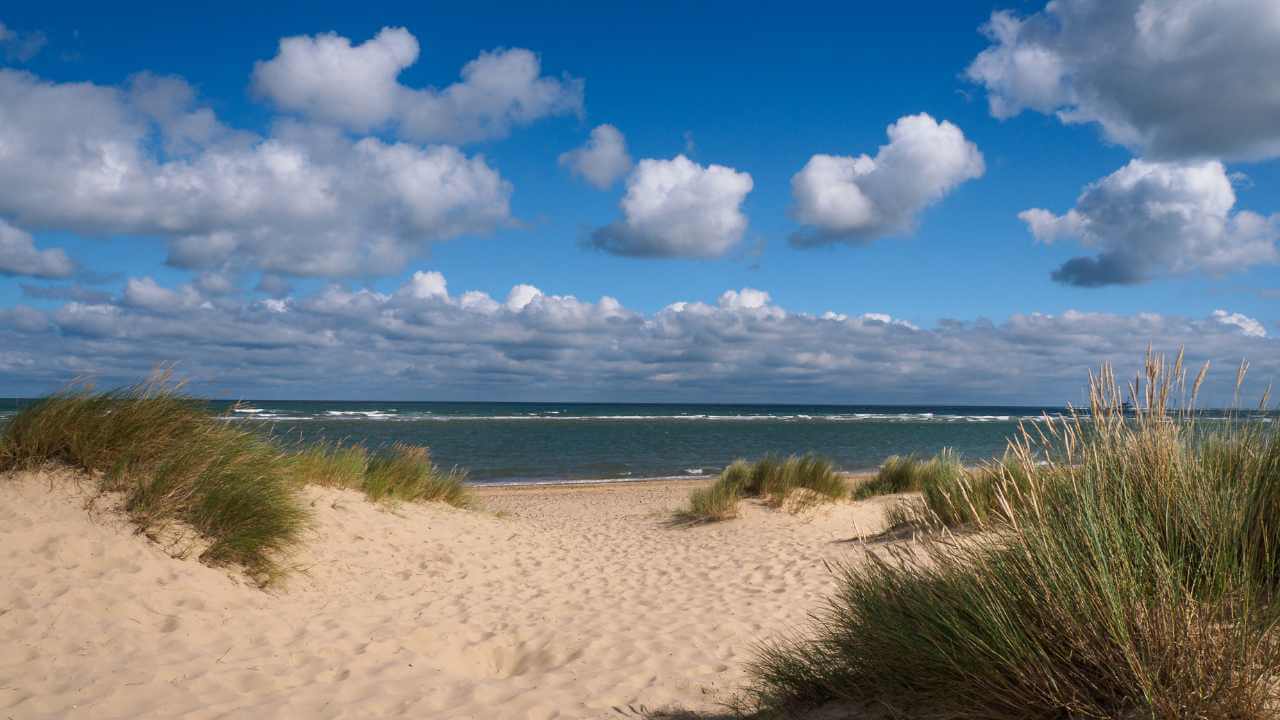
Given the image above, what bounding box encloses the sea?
[0,399,1074,484]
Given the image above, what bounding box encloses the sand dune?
[1,470,898,719]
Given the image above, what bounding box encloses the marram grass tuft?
[674,454,845,523]
[0,380,307,581]
[746,350,1280,719]
[1,379,474,582]
[363,443,472,508]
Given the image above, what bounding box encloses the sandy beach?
[1,470,896,720]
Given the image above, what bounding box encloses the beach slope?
[1,472,894,719]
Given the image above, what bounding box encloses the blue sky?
[0,1,1278,402]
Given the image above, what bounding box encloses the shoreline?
[471,473,717,488]
[471,469,878,490]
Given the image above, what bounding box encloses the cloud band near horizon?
[3,271,1274,405]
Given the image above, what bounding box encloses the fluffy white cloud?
[127,72,246,157]
[1212,310,1267,338]
[966,0,1280,161]
[397,48,583,144]
[123,277,189,312]
[505,284,543,311]
[398,270,448,300]
[590,155,754,258]
[718,287,772,311]
[251,27,419,131]
[856,313,919,330]
[459,290,500,314]
[252,28,583,143]
[0,220,74,279]
[0,69,512,278]
[1021,160,1280,286]
[4,271,1276,405]
[559,124,632,189]
[789,114,984,246]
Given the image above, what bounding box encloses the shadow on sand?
[610,704,740,719]
[829,523,921,545]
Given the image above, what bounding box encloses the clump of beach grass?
[859,449,1042,532]
[287,440,471,508]
[675,454,845,523]
[363,443,472,508]
[287,441,369,490]
[677,478,744,524]
[716,458,753,496]
[0,380,307,580]
[673,460,752,525]
[914,449,991,528]
[850,454,924,499]
[0,379,475,580]
[851,451,967,501]
[746,350,1280,719]
[762,454,846,510]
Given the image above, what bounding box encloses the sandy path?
[1,471,898,719]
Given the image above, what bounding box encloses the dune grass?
[849,454,924,499]
[363,443,472,507]
[0,381,307,580]
[675,454,846,523]
[860,448,1053,532]
[745,351,1280,719]
[716,459,754,495]
[678,478,744,524]
[289,440,472,508]
[762,454,846,510]
[0,380,473,581]
[287,441,369,490]
[856,449,998,532]
[914,449,993,528]
[851,451,969,501]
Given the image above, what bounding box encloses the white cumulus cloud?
[559,124,632,189]
[252,28,583,143]
[251,27,420,132]
[966,0,1280,161]
[3,271,1275,405]
[789,113,984,247]
[718,288,772,311]
[505,284,543,311]
[398,270,449,300]
[0,220,74,279]
[1212,310,1267,338]
[122,277,186,312]
[397,48,583,144]
[0,69,513,278]
[590,155,753,258]
[1020,159,1280,286]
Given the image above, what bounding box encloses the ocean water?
[0,399,1072,483]
[6,399,1269,484]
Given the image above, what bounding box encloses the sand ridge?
[1,471,899,719]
